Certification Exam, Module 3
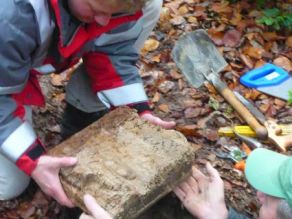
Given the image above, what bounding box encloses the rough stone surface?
[49,107,196,219]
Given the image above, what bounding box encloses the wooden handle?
[266,121,292,151]
[220,87,268,140]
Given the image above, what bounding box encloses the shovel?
[171,29,268,140]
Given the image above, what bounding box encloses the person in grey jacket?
[80,148,292,219]
[0,0,174,207]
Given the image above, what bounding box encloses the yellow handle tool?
[218,124,292,138]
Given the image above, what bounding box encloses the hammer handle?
[219,87,268,140]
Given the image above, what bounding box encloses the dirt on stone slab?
[49,107,197,219]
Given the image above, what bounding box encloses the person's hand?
[79,194,113,219]
[140,112,176,129]
[31,155,78,207]
[174,163,228,219]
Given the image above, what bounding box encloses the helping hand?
[174,163,228,219]
[79,194,113,219]
[31,155,78,207]
[140,113,176,129]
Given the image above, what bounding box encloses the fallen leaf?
[178,5,189,15]
[176,125,199,137]
[191,143,202,151]
[230,11,242,26]
[243,46,264,59]
[274,99,286,109]
[169,69,183,79]
[151,54,161,62]
[245,89,262,100]
[158,104,170,113]
[204,82,217,94]
[193,5,207,19]
[208,29,224,46]
[184,107,201,118]
[50,73,67,86]
[286,36,292,48]
[223,29,242,47]
[170,16,186,26]
[211,2,233,14]
[187,16,198,24]
[259,103,270,113]
[201,129,218,141]
[158,80,175,93]
[183,99,203,108]
[254,60,266,68]
[262,32,278,41]
[160,7,171,23]
[239,54,254,69]
[152,92,161,103]
[142,39,160,52]
[273,56,292,71]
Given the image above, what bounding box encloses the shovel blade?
[171,29,228,88]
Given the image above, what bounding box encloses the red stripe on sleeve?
[84,52,124,92]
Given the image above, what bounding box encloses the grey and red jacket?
[0,0,151,175]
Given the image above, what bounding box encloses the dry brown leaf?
[211,2,232,14]
[254,60,266,68]
[262,32,278,41]
[50,73,67,86]
[184,107,201,118]
[151,92,161,103]
[158,104,170,113]
[193,5,207,19]
[201,129,218,141]
[243,46,264,59]
[183,99,203,108]
[223,29,241,48]
[239,54,254,69]
[248,10,261,18]
[286,36,292,48]
[264,41,273,52]
[259,103,270,113]
[178,79,185,90]
[245,33,257,41]
[245,89,262,100]
[191,143,202,151]
[158,80,175,94]
[170,16,186,26]
[204,82,217,94]
[208,29,224,46]
[187,16,198,24]
[178,5,189,15]
[169,69,183,80]
[151,54,161,63]
[273,56,292,72]
[230,11,242,26]
[53,93,65,104]
[142,39,160,52]
[175,125,199,137]
[274,98,286,108]
[160,7,171,23]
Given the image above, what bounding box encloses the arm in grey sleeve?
[0,0,41,173]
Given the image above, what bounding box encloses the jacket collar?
[49,0,82,47]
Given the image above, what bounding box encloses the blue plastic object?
[240,63,289,88]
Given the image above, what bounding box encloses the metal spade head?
[171,29,228,88]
